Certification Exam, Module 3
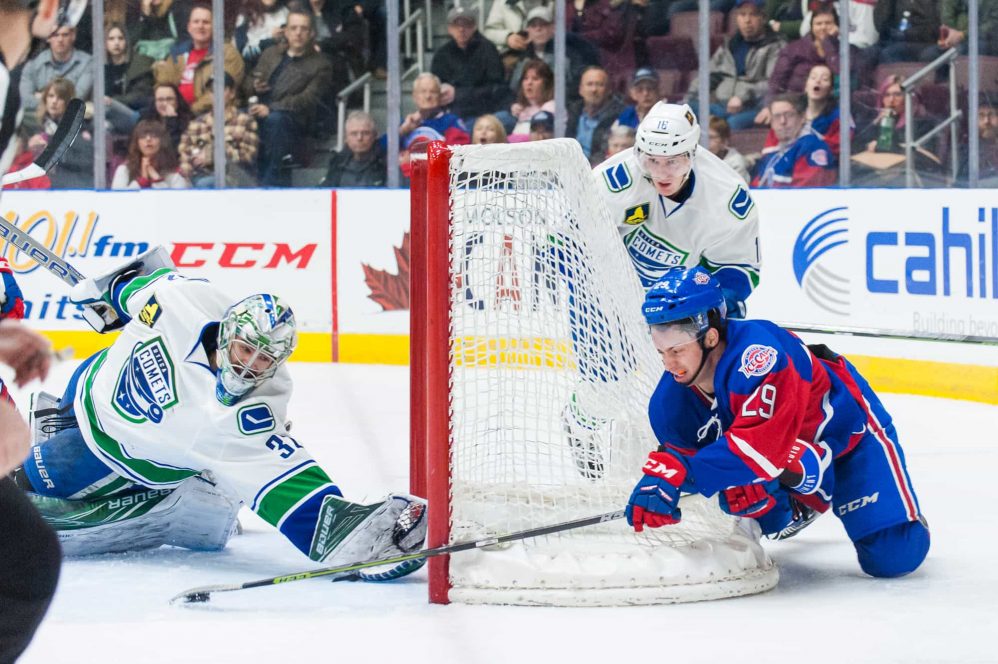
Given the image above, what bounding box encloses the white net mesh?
[444,139,776,605]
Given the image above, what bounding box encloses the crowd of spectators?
[8,0,997,189]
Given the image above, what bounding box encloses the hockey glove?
[70,246,175,333]
[626,449,690,532]
[0,259,25,320]
[719,480,780,518]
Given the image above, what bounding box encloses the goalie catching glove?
[69,246,175,333]
[626,448,692,532]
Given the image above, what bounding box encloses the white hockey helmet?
[634,102,700,159]
[216,294,298,405]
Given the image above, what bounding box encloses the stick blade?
[169,583,237,606]
[35,98,85,172]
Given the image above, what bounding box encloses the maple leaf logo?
[362,231,410,311]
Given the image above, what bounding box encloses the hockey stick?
[1,98,85,187]
[0,98,87,286]
[784,322,997,346]
[170,509,626,605]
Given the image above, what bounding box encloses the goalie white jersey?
[70,270,343,557]
[593,146,761,311]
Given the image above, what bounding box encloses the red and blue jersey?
[648,319,872,498]
[751,131,837,188]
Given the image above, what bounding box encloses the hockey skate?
[562,394,612,481]
[766,498,822,541]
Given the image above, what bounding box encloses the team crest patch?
[603,162,633,192]
[238,404,276,435]
[113,338,178,424]
[138,295,162,328]
[811,149,829,167]
[624,203,650,225]
[693,271,710,285]
[728,186,754,219]
[739,344,778,378]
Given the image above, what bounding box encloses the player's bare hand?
[0,319,52,387]
[0,399,30,476]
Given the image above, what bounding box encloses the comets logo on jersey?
[113,338,178,424]
[623,226,690,287]
[738,344,778,378]
[138,295,162,328]
[624,203,650,225]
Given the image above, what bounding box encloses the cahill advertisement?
[750,189,998,340]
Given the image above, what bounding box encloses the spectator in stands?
[508,5,599,105]
[616,68,661,129]
[768,1,879,49]
[566,65,625,165]
[26,78,93,189]
[104,22,155,136]
[708,116,751,182]
[322,111,386,187]
[154,2,246,115]
[877,1,941,63]
[112,119,190,189]
[432,5,507,127]
[924,0,998,58]
[363,0,388,78]
[669,0,737,17]
[472,114,509,144]
[752,92,836,187]
[605,123,635,157]
[632,0,672,39]
[483,0,552,70]
[686,0,784,130]
[528,109,554,141]
[766,4,860,123]
[235,0,289,71]
[245,6,333,186]
[141,82,193,149]
[19,24,93,128]
[763,63,849,156]
[961,96,998,185]
[6,130,52,190]
[495,60,555,141]
[310,0,367,84]
[131,0,189,61]
[178,73,258,188]
[568,0,636,92]
[851,73,942,186]
[398,73,472,148]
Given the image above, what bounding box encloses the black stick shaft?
[173,510,625,603]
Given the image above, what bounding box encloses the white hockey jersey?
[593,146,761,311]
[72,270,343,558]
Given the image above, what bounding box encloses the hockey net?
[410,139,777,606]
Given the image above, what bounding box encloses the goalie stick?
[0,98,87,286]
[170,509,626,605]
[1,98,85,187]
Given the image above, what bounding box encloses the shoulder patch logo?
[238,404,276,435]
[739,344,778,378]
[623,202,650,225]
[811,149,829,167]
[603,162,633,192]
[138,295,162,328]
[729,186,754,220]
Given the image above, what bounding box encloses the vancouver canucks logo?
[113,338,178,424]
[602,162,632,192]
[728,186,754,219]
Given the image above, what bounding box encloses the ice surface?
[8,362,997,664]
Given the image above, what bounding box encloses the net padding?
[444,139,777,605]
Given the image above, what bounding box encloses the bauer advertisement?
[750,189,998,340]
[1,189,333,359]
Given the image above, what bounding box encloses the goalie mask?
[216,294,298,406]
[634,102,700,196]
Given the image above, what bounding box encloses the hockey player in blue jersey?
[12,250,426,581]
[626,266,929,578]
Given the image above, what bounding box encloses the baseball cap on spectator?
[526,5,554,25]
[529,111,554,132]
[403,126,445,149]
[447,5,477,24]
[205,72,236,88]
[631,68,659,87]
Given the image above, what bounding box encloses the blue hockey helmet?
[642,267,727,334]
